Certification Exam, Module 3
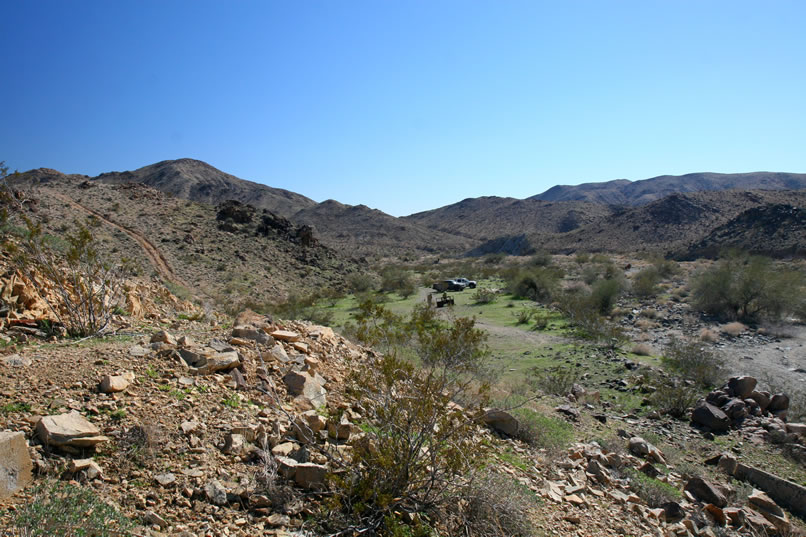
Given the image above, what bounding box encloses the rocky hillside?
[404,196,612,241]
[93,159,316,218]
[8,169,365,306]
[532,172,806,206]
[535,190,806,257]
[294,199,476,259]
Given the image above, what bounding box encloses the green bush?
[661,337,725,388]
[589,278,625,315]
[510,407,574,450]
[507,267,560,302]
[472,287,497,304]
[379,265,416,297]
[530,365,579,396]
[14,480,134,536]
[650,379,701,419]
[632,267,661,298]
[623,468,682,507]
[328,305,491,535]
[691,251,804,322]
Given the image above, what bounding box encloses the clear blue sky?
[2,1,804,216]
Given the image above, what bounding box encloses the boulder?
[283,371,326,407]
[0,431,33,498]
[294,462,327,489]
[628,437,666,464]
[483,409,519,437]
[271,330,301,342]
[194,351,241,375]
[68,458,103,479]
[692,402,730,432]
[328,415,354,440]
[727,376,757,399]
[768,393,789,412]
[717,453,738,476]
[723,398,748,421]
[749,390,771,411]
[231,326,269,344]
[748,489,784,517]
[35,412,109,449]
[205,479,228,506]
[2,354,32,367]
[150,331,176,345]
[684,477,727,507]
[99,371,134,393]
[785,423,806,438]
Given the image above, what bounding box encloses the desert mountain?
[293,200,475,258]
[93,158,315,218]
[404,196,613,241]
[532,172,806,205]
[536,190,806,257]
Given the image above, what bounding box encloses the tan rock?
[294,462,327,489]
[151,331,177,345]
[0,431,33,498]
[271,330,301,342]
[35,412,109,448]
[99,372,133,393]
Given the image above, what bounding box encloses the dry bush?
[640,308,660,319]
[461,471,537,537]
[631,343,652,356]
[699,328,719,343]
[758,322,796,339]
[651,380,700,419]
[634,319,655,331]
[721,322,746,337]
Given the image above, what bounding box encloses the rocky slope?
[8,169,366,306]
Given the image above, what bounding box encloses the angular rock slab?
[35,411,109,448]
[483,408,520,437]
[0,431,33,498]
[692,402,730,432]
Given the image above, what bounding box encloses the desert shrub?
[623,468,682,507]
[472,287,497,304]
[514,307,536,325]
[575,252,590,264]
[556,289,625,344]
[632,267,661,297]
[532,309,551,330]
[699,328,719,342]
[589,277,625,315]
[379,265,416,297]
[527,250,552,267]
[650,256,680,278]
[721,322,746,337]
[272,293,334,325]
[461,471,537,537]
[691,251,804,322]
[581,265,599,285]
[507,267,560,302]
[347,272,376,294]
[531,365,579,396]
[651,379,700,419]
[328,306,491,535]
[510,407,574,450]
[661,337,725,388]
[13,480,134,536]
[631,343,652,356]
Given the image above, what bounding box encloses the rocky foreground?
[0,300,805,536]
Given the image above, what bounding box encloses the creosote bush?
[461,471,537,537]
[328,302,493,535]
[691,251,804,322]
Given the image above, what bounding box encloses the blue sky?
[2,1,804,216]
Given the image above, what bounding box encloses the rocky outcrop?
[0,431,33,498]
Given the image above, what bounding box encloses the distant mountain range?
[14,159,806,260]
[532,172,806,205]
